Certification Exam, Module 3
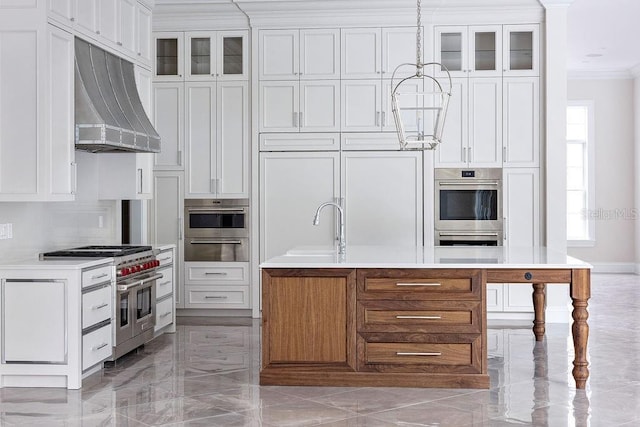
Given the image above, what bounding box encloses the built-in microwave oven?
[184,199,249,262]
[435,168,503,245]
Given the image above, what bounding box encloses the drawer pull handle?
[158,256,171,261]
[205,295,228,299]
[159,281,171,286]
[396,352,442,357]
[205,272,228,276]
[92,303,109,310]
[93,343,109,351]
[160,311,172,318]
[395,315,442,320]
[396,283,441,287]
[91,273,109,280]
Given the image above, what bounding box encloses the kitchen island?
[260,246,591,389]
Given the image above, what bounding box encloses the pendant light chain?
[416,0,423,75]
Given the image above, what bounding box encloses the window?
[566,102,594,245]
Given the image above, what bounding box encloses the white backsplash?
[0,200,120,262]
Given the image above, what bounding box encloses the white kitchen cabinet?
[75,0,98,35]
[98,0,119,43]
[259,28,340,80]
[503,77,539,167]
[153,82,185,169]
[185,81,249,198]
[119,0,136,56]
[435,77,502,167]
[152,172,184,309]
[341,151,423,247]
[155,30,248,81]
[259,80,339,132]
[184,262,250,309]
[435,25,502,77]
[341,27,419,79]
[259,133,340,151]
[260,152,340,261]
[0,260,113,389]
[136,3,152,65]
[341,80,382,131]
[502,24,539,76]
[154,245,176,333]
[0,21,75,201]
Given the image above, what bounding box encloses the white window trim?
[567,100,595,247]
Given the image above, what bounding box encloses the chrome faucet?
[312,201,346,255]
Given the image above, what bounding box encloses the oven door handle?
[439,232,500,237]
[187,208,246,213]
[438,181,500,186]
[189,239,243,245]
[117,273,163,291]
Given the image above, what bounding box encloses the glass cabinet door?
[435,26,466,76]
[154,32,184,80]
[186,32,215,80]
[503,24,539,76]
[469,26,502,76]
[218,31,248,80]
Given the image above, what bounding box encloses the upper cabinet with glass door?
[435,25,502,77]
[502,24,539,76]
[154,30,248,81]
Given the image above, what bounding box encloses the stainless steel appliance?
[184,199,249,262]
[41,245,161,360]
[435,168,503,246]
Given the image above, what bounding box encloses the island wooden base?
[260,369,490,389]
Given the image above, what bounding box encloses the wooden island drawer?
[358,269,482,300]
[358,300,482,333]
[358,334,483,373]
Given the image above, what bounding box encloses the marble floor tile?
[0,273,639,426]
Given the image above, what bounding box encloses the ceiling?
[567,0,640,75]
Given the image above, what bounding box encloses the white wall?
[567,78,635,265]
[0,201,119,262]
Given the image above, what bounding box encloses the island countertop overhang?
[260,245,593,270]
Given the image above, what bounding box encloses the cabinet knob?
[524,272,533,280]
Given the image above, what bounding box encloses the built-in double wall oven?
[435,168,503,246]
[184,199,249,262]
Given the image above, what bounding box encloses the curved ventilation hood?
[75,38,160,153]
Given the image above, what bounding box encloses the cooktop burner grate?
[41,245,153,258]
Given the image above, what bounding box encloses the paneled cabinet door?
[341,28,381,79]
[381,27,423,79]
[216,81,249,197]
[259,81,299,132]
[503,77,539,167]
[186,31,248,81]
[185,82,216,197]
[259,29,299,80]
[76,0,98,35]
[300,29,340,79]
[259,152,340,261]
[153,172,184,308]
[434,78,468,167]
[154,32,184,81]
[48,0,75,28]
[341,151,423,247]
[136,3,152,65]
[98,0,119,43]
[153,82,184,170]
[119,0,136,55]
[341,80,382,131]
[468,77,502,167]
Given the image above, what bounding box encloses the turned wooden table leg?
[571,269,591,389]
[532,283,546,341]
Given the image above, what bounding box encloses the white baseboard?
[590,262,637,274]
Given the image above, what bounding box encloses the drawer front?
[82,265,113,288]
[185,286,249,308]
[155,297,174,331]
[358,269,481,300]
[185,262,249,285]
[82,324,112,370]
[156,266,174,300]
[358,301,482,333]
[82,286,112,328]
[156,249,174,267]
[365,342,472,366]
[358,334,483,373]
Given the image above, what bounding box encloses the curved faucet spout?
[312,202,346,254]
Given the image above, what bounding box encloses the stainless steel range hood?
[75,38,160,153]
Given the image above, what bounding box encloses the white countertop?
[0,257,113,270]
[260,245,592,269]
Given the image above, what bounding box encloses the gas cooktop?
[41,245,153,259]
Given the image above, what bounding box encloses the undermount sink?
[284,247,337,256]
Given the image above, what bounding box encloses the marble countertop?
[260,245,593,269]
[0,257,113,270]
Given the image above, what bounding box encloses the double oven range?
[435,168,503,246]
[41,245,161,360]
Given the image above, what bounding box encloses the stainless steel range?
[41,245,161,360]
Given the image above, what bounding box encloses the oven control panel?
[118,258,160,277]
